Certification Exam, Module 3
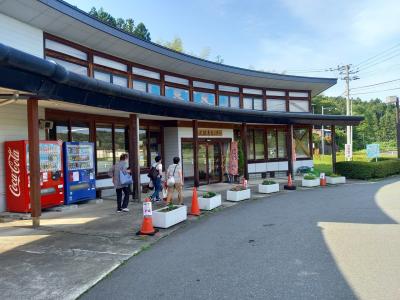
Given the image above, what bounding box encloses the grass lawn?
[313,150,397,174]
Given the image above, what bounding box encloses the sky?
[66,0,400,102]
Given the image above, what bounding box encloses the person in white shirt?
[166,157,183,205]
[150,155,163,202]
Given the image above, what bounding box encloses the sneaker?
[122,208,130,212]
[117,210,122,213]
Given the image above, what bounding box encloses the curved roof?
[0,42,362,126]
[0,0,336,96]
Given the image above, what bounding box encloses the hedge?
[336,159,400,180]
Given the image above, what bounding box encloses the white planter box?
[258,183,279,194]
[152,205,187,228]
[301,178,320,187]
[326,176,346,184]
[198,194,222,210]
[226,189,251,202]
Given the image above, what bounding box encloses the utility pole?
[321,106,325,155]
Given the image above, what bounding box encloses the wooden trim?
[287,124,294,176]
[193,120,199,187]
[241,123,249,179]
[27,99,41,226]
[129,114,140,200]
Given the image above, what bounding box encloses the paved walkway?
[0,176,367,299]
[82,177,400,300]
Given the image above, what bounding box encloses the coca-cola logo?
[8,147,21,197]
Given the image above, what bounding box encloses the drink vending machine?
[4,140,64,213]
[63,142,96,204]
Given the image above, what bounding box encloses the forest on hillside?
[312,95,397,151]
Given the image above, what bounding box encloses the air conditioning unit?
[39,119,54,130]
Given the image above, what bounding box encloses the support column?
[396,97,400,159]
[241,123,249,180]
[27,99,41,228]
[287,124,294,177]
[331,125,337,173]
[129,114,140,201]
[193,120,199,187]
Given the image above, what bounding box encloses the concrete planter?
[258,183,279,194]
[326,176,346,184]
[301,178,320,187]
[227,189,251,202]
[198,194,222,210]
[152,205,187,228]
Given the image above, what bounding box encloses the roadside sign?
[366,144,380,159]
[320,173,325,179]
[143,201,152,216]
[345,144,352,160]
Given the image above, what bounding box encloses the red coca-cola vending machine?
[4,140,64,213]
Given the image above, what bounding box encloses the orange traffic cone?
[189,187,201,216]
[136,198,157,236]
[320,177,326,186]
[284,173,297,190]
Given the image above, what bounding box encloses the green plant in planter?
[230,185,247,191]
[160,202,179,213]
[327,173,341,177]
[304,173,317,180]
[202,191,217,198]
[262,180,276,185]
[237,139,244,176]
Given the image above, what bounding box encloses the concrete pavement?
[82,177,400,300]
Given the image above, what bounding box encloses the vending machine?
[63,142,96,204]
[4,140,64,213]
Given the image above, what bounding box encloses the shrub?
[326,173,340,177]
[336,159,400,180]
[304,173,317,180]
[262,180,276,185]
[230,185,247,191]
[202,192,217,198]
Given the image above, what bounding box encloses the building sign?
[198,128,223,137]
[229,141,238,176]
[345,144,352,160]
[366,144,380,159]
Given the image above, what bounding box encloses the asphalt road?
[82,178,400,300]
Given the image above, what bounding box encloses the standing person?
[166,157,183,205]
[109,153,131,212]
[150,155,163,202]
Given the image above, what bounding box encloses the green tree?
[133,22,151,41]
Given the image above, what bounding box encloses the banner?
[229,141,238,176]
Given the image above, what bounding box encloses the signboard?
[366,144,380,159]
[228,141,238,175]
[345,144,352,160]
[143,201,152,216]
[320,173,325,179]
[198,128,223,137]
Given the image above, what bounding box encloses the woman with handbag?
[166,157,183,205]
[150,155,163,202]
[109,153,131,212]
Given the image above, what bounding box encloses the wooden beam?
[241,123,249,180]
[287,124,294,177]
[27,99,41,228]
[129,114,140,201]
[331,125,337,173]
[193,120,199,187]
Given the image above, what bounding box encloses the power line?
[354,42,400,68]
[350,86,400,95]
[357,52,400,72]
[351,78,400,90]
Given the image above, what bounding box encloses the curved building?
[0,0,362,213]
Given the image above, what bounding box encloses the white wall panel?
[0,13,43,57]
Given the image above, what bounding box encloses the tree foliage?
[312,95,397,151]
[89,7,151,41]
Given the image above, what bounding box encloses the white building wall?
[0,103,45,212]
[0,13,43,58]
[164,127,179,166]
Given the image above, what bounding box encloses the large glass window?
[218,95,239,108]
[277,130,287,158]
[56,124,68,141]
[294,128,311,158]
[149,131,162,163]
[193,91,215,106]
[139,129,148,168]
[193,81,215,89]
[46,56,88,76]
[93,55,127,72]
[96,125,113,174]
[164,75,189,85]
[289,100,309,112]
[114,127,128,162]
[244,97,253,110]
[244,97,263,110]
[165,86,189,101]
[112,75,128,87]
[132,66,160,80]
[45,39,87,60]
[247,130,255,160]
[267,99,286,112]
[254,130,265,159]
[133,80,161,95]
[95,70,128,87]
[71,123,89,142]
[267,129,287,160]
[267,130,277,159]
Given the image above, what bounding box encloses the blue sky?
[67,0,400,102]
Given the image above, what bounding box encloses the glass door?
[208,142,222,183]
[198,143,208,185]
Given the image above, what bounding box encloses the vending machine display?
[4,140,64,213]
[63,142,96,204]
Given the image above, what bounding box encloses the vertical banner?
[229,141,238,176]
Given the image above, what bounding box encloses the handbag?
[119,170,133,185]
[167,165,178,187]
[148,180,154,190]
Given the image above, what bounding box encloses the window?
[247,129,265,160]
[139,129,148,168]
[277,130,287,158]
[294,128,311,158]
[164,75,189,86]
[244,97,263,110]
[165,86,189,101]
[243,88,262,95]
[289,91,308,97]
[267,99,286,112]
[133,80,161,95]
[49,122,69,141]
[218,85,239,93]
[94,70,111,83]
[149,131,162,163]
[93,55,127,72]
[267,130,277,159]
[114,127,128,162]
[289,100,309,112]
[193,91,215,105]
[71,123,89,142]
[267,129,287,160]
[45,39,87,60]
[266,90,285,97]
[96,125,113,174]
[46,57,88,76]
[94,70,128,87]
[139,128,162,168]
[193,81,215,89]
[132,66,160,80]
[112,75,128,87]
[218,95,239,108]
